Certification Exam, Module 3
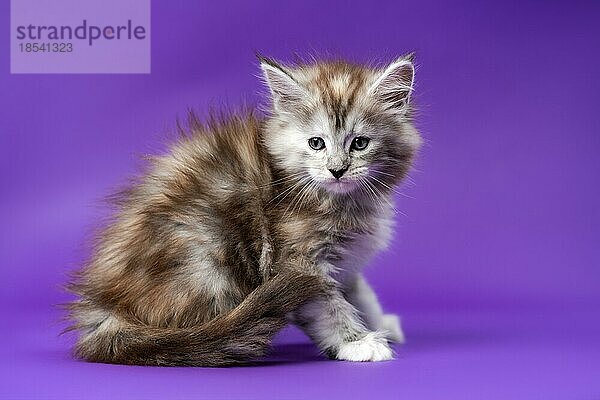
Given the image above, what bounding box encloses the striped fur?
[67,54,421,366]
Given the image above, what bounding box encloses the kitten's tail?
[73,271,326,366]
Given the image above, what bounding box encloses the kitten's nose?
[328,167,348,179]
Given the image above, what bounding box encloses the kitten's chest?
[325,212,394,281]
[277,206,395,280]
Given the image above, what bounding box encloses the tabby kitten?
[68,53,421,366]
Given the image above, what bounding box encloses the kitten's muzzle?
[328,167,348,180]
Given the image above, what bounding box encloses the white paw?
[381,314,405,343]
[335,332,393,362]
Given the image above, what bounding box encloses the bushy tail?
[74,271,326,366]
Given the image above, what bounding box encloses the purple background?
[1,1,599,399]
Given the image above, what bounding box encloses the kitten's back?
[70,112,273,329]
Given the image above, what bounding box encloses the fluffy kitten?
[67,53,421,366]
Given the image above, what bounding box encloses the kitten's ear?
[258,56,306,112]
[369,53,415,112]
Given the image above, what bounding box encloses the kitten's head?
[260,55,421,198]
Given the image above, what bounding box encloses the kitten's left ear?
[369,53,415,112]
[258,55,307,112]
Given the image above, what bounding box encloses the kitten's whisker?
[294,179,318,216]
[367,177,407,217]
[405,176,417,186]
[283,180,308,214]
[270,184,297,204]
[259,172,304,188]
[274,181,307,208]
[369,175,414,199]
[358,178,379,210]
[372,170,395,178]
[284,178,315,218]
[293,181,313,215]
[363,177,397,215]
[369,175,393,190]
[270,176,310,205]
[372,169,417,194]
[288,185,309,218]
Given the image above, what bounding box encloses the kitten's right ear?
[258,56,306,112]
[368,53,415,113]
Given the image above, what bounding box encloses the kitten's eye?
[308,137,326,150]
[351,136,370,151]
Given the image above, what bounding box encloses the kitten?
[67,53,421,366]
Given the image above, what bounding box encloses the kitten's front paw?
[381,314,405,343]
[335,332,393,362]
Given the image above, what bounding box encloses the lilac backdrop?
[2,1,599,399]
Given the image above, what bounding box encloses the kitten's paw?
[381,314,405,343]
[335,332,393,362]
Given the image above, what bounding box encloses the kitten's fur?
[67,54,421,366]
